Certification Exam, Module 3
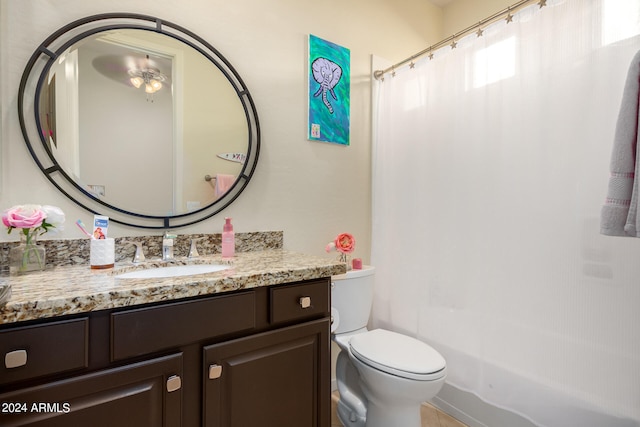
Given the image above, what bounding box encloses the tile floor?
[331,391,468,427]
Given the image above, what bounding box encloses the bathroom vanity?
[0,250,345,427]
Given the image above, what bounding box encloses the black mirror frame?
[18,13,260,229]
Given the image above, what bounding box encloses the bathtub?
[377,307,640,427]
[431,357,639,427]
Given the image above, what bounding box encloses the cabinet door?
[0,353,182,427]
[203,318,330,427]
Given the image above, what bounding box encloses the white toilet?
[331,266,446,427]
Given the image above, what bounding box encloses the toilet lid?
[349,329,446,381]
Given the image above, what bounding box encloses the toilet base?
[364,403,421,427]
[337,398,421,427]
[336,349,441,427]
[336,399,366,427]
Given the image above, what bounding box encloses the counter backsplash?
[0,231,283,271]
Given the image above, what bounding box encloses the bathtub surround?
[372,1,640,426]
[601,48,640,237]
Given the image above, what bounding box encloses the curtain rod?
[373,0,546,80]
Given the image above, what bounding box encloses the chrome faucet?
[122,240,146,264]
[162,231,177,261]
[188,237,205,258]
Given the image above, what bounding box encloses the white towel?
[601,50,640,237]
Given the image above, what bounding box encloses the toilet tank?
[331,265,375,334]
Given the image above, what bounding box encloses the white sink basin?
[115,264,230,279]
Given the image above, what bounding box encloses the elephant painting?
[311,57,343,114]
[308,34,350,145]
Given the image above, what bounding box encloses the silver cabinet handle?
[299,296,312,309]
[209,364,223,379]
[166,375,182,392]
[5,349,27,369]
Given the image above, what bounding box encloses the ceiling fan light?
[130,76,143,88]
[150,79,162,91]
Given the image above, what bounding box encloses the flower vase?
[9,232,46,275]
[338,252,352,270]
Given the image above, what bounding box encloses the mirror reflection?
[38,29,248,216]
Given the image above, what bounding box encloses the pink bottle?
[221,217,235,258]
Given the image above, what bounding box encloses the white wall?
[441,0,514,36]
[77,44,175,215]
[0,0,441,260]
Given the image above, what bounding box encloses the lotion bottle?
[221,217,235,258]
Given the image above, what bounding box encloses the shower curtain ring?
[506,7,514,23]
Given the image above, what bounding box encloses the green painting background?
[308,35,350,145]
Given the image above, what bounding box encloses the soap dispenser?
[221,217,235,258]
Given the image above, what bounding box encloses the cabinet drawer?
[112,291,255,361]
[0,318,89,386]
[270,279,329,324]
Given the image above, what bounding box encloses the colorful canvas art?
[308,35,350,145]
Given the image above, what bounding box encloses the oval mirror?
[18,13,260,229]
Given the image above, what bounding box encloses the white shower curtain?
[371,1,640,426]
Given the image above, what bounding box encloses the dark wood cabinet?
[0,353,183,427]
[203,318,330,427]
[0,318,89,387]
[0,278,331,427]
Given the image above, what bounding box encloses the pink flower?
[335,233,355,254]
[2,204,65,240]
[326,233,356,255]
[2,205,46,229]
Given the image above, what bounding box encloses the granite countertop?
[0,250,346,325]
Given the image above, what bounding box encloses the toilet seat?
[349,329,446,381]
